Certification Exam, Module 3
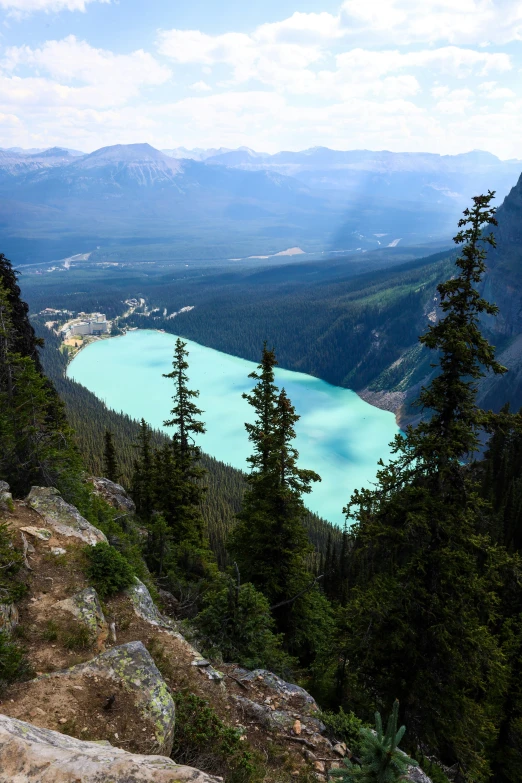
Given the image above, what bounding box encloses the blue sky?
[0,0,521,157]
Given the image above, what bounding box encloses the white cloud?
[1,36,171,107]
[1,1,521,159]
[4,36,170,87]
[479,80,516,99]
[0,0,108,13]
[434,88,475,114]
[189,80,212,92]
[335,47,511,78]
[157,22,511,96]
[340,0,522,45]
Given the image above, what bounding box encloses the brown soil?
[1,501,333,780]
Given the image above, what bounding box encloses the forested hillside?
[20,176,522,422]
[3,192,522,781]
[33,319,339,564]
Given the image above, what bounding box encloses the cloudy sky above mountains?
[0,0,521,156]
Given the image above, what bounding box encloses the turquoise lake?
[67,329,400,525]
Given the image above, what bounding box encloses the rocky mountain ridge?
[1,480,432,783]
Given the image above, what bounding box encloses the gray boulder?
[126,581,224,682]
[0,713,221,783]
[54,587,108,649]
[76,641,176,756]
[237,669,320,717]
[90,477,136,514]
[126,579,173,629]
[0,603,19,633]
[406,765,433,783]
[0,481,13,513]
[26,487,107,545]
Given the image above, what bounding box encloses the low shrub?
[0,520,27,602]
[42,618,94,651]
[0,630,32,691]
[319,708,366,756]
[85,541,135,599]
[62,622,92,651]
[171,690,263,783]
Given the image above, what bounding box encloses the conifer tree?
[161,338,207,543]
[163,337,206,464]
[135,339,216,591]
[229,346,331,656]
[331,701,417,783]
[0,265,82,498]
[339,194,511,781]
[103,430,119,483]
[131,418,155,520]
[411,191,506,477]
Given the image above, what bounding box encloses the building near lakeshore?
[61,313,109,339]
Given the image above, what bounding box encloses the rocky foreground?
[0,481,431,783]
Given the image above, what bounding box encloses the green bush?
[171,690,263,783]
[0,631,32,691]
[319,708,366,756]
[330,701,418,783]
[42,618,93,651]
[194,575,295,675]
[0,520,27,603]
[85,542,135,599]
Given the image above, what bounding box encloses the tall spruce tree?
[338,194,512,782]
[229,346,331,656]
[103,430,119,483]
[131,418,155,520]
[161,338,206,543]
[136,338,216,591]
[0,258,82,498]
[163,338,206,463]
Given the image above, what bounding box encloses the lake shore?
[67,329,400,526]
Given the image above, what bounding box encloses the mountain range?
[0,142,520,266]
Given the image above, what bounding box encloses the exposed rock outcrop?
[64,641,176,756]
[127,579,177,630]
[54,587,108,649]
[26,487,107,545]
[127,579,225,681]
[90,476,136,514]
[0,713,221,783]
[4,641,176,757]
[406,767,434,783]
[0,481,13,513]
[0,603,18,633]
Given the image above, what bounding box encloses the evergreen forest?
[2,193,522,782]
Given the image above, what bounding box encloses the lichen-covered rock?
[20,526,52,541]
[406,766,433,783]
[54,587,108,649]
[237,669,320,716]
[90,476,136,513]
[233,695,275,730]
[126,581,225,682]
[126,579,178,631]
[232,695,321,734]
[78,641,176,756]
[0,603,18,633]
[26,487,107,545]
[0,713,221,783]
[0,481,13,513]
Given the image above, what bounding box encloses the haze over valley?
[1,142,520,266]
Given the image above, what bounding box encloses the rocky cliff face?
[482,173,522,337]
[477,173,522,410]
